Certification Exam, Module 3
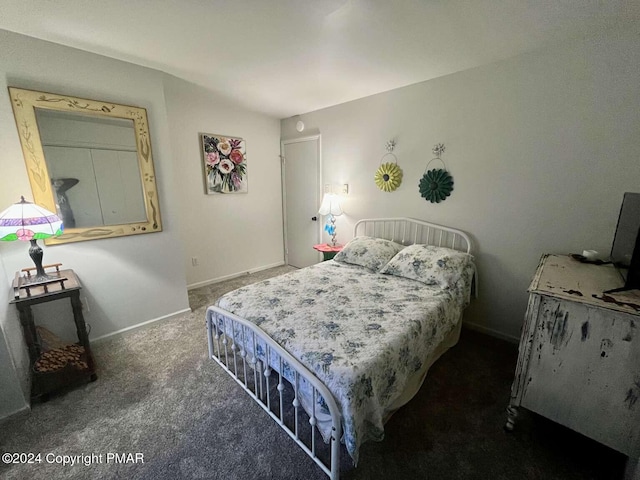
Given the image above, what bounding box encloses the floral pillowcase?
[379,244,474,289]
[333,236,405,272]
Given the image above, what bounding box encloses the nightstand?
[313,243,343,261]
[10,268,96,401]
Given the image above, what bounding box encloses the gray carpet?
[0,265,627,480]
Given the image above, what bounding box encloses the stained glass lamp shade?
[318,193,342,246]
[0,197,63,281]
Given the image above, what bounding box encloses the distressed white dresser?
[506,254,640,479]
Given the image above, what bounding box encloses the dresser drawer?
[521,295,640,456]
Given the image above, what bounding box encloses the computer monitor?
[608,192,640,292]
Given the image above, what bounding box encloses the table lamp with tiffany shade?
[0,197,64,282]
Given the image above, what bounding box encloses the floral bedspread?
[214,260,473,464]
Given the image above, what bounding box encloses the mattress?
[214,259,474,463]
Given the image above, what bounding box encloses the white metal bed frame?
[206,218,474,480]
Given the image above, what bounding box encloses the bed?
[205,218,476,479]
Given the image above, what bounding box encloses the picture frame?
[200,133,247,194]
[8,86,162,244]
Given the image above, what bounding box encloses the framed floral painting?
[200,133,248,194]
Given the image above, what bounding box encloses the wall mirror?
[8,87,162,244]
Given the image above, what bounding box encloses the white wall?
[163,76,284,288]
[0,257,28,417]
[0,29,191,410]
[282,27,640,341]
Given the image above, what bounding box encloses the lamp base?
[28,239,53,282]
[329,216,337,246]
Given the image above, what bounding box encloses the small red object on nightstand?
[313,243,343,261]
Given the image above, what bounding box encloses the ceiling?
[1,0,638,118]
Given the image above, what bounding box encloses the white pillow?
[333,236,404,272]
[379,244,474,288]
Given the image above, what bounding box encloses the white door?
[91,149,146,225]
[282,136,321,268]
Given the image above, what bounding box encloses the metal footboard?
[206,305,343,479]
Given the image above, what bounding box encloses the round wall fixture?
[296,120,305,132]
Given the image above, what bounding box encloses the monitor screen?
[610,192,640,283]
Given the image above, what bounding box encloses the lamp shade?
[318,193,342,216]
[0,197,63,242]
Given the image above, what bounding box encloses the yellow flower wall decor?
[375,162,403,192]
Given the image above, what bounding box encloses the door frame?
[280,134,322,266]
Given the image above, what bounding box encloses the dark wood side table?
[10,269,96,401]
[313,243,343,261]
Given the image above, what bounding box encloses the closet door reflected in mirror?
[8,87,162,244]
[37,110,146,228]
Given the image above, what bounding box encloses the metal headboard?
[354,217,477,297]
[354,217,473,254]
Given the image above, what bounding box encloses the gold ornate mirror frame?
[8,87,162,244]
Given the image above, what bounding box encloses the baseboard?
[462,320,520,344]
[91,308,192,343]
[0,404,30,423]
[187,261,286,290]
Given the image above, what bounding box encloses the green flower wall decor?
[419,143,453,203]
[419,168,454,203]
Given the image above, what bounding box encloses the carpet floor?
[0,265,627,479]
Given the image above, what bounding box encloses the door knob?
[311,216,317,221]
